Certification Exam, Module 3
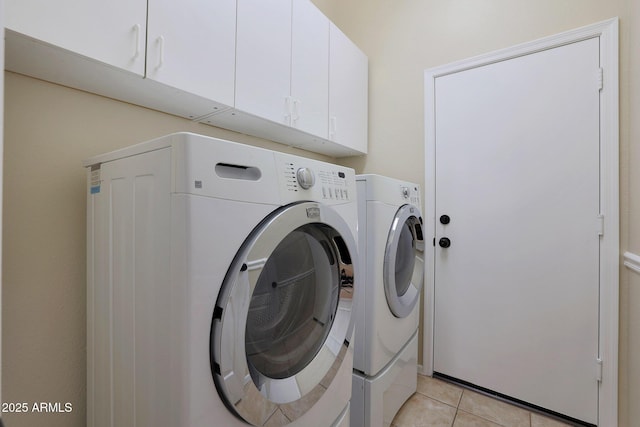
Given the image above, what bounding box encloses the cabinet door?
[236,0,292,125]
[329,23,368,153]
[147,0,236,106]
[5,0,146,75]
[291,1,329,138]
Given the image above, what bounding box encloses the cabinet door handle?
[284,96,293,125]
[132,24,141,59]
[157,36,165,69]
[292,99,301,124]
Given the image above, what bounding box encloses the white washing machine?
[351,174,424,427]
[85,132,359,427]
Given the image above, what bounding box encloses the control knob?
[296,167,315,189]
[402,186,410,199]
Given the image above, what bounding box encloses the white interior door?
[433,38,601,424]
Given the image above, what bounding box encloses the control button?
[402,186,410,199]
[296,167,315,189]
[344,189,349,199]
[322,187,327,198]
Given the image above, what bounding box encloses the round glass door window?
[384,204,425,318]
[245,224,342,381]
[211,202,356,426]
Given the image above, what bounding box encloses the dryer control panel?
[356,174,421,207]
[400,185,420,206]
[277,156,355,205]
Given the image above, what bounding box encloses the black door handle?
[440,215,450,225]
[439,237,451,248]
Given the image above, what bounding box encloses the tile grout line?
[457,387,535,427]
[398,376,573,427]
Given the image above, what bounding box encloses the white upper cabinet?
[5,0,368,156]
[329,23,369,154]
[5,0,146,75]
[146,0,236,106]
[236,0,331,138]
[291,1,329,138]
[235,0,293,125]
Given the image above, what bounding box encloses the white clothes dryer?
[85,132,359,427]
[351,174,424,427]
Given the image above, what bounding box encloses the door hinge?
[596,358,603,382]
[597,214,604,236]
[597,68,604,91]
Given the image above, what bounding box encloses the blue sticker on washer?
[90,165,101,194]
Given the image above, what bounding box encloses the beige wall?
[1,72,332,427]
[313,0,638,425]
[3,1,640,426]
[0,0,5,410]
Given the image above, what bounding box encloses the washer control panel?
[317,169,351,201]
[279,159,354,203]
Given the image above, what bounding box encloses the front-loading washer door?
[211,201,356,426]
[383,204,425,318]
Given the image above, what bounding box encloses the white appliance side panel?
[87,147,172,427]
[87,168,111,427]
[110,175,135,426]
[333,403,351,427]
[133,166,173,427]
[353,179,369,372]
[351,333,417,427]
[379,334,418,427]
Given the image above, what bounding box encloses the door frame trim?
[423,18,619,426]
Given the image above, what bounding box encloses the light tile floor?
[391,375,574,427]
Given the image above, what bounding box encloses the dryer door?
[211,201,356,426]
[383,204,425,318]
